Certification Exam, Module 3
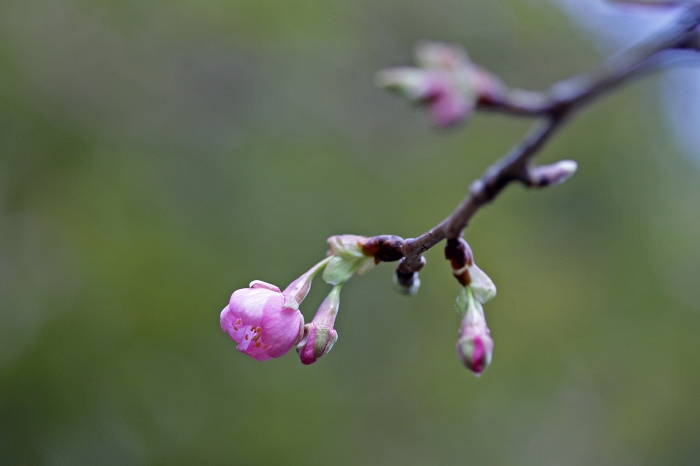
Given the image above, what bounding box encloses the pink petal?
[261,307,304,358]
[249,280,281,293]
[229,288,283,327]
[220,306,232,333]
[242,341,274,361]
[234,325,254,350]
[430,91,472,127]
[418,71,452,101]
[298,325,317,365]
[220,306,247,344]
[471,337,486,373]
[234,324,273,360]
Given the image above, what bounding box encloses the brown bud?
[393,256,426,296]
[444,238,473,271]
[361,235,405,263]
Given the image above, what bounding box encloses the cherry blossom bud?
[445,238,496,303]
[297,285,342,364]
[323,235,376,285]
[527,160,578,187]
[377,41,508,128]
[220,257,330,361]
[455,287,494,376]
[376,42,479,127]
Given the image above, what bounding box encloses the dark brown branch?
[389,5,700,269]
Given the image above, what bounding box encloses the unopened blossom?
[220,258,330,361]
[375,41,504,127]
[297,285,342,365]
[455,286,494,375]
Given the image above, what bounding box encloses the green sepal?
[455,286,470,315]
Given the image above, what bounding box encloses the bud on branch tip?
[527,160,578,188]
[376,42,484,128]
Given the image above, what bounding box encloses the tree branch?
[389,4,700,269]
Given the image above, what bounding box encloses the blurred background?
[1,0,700,464]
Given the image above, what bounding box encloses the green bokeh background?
[2,1,700,464]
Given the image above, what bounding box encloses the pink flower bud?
[296,323,338,365]
[376,41,504,128]
[455,287,494,376]
[376,67,474,128]
[220,258,330,361]
[296,285,342,364]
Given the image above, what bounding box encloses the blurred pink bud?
[297,285,342,364]
[376,41,505,128]
[220,258,330,361]
[455,287,494,376]
[376,67,474,127]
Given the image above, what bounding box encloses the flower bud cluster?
[220,233,499,377]
[375,41,505,128]
[221,235,386,365]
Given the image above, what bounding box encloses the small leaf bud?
[527,160,578,187]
